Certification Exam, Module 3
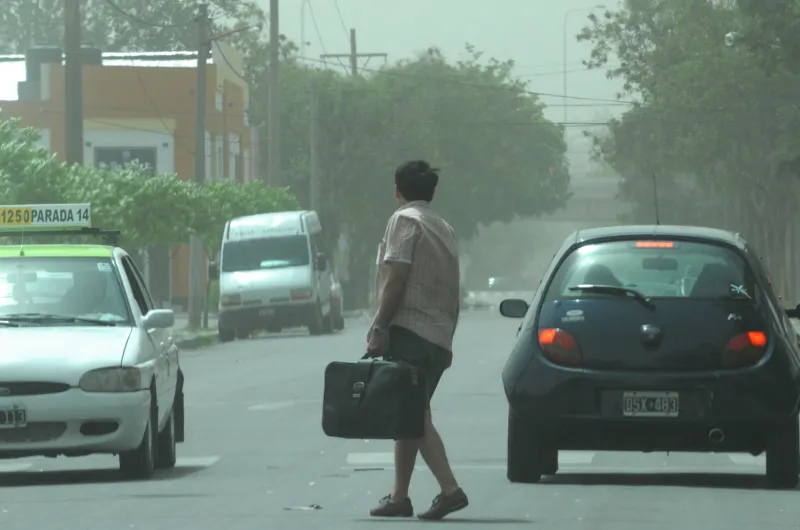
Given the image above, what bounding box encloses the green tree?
[734,0,800,73]
[579,0,800,297]
[245,46,571,306]
[0,0,265,53]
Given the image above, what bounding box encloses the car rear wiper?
[1,313,117,326]
[567,284,654,309]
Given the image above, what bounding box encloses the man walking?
[365,160,469,521]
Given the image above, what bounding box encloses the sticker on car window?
[730,284,750,298]
[97,262,111,272]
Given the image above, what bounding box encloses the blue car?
[500,225,800,489]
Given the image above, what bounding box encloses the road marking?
[728,454,764,466]
[347,452,393,466]
[248,399,319,411]
[346,451,596,468]
[248,401,296,411]
[558,451,596,465]
[0,461,32,472]
[176,456,220,467]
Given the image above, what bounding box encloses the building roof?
[0,244,115,258]
[0,51,215,101]
[573,224,744,247]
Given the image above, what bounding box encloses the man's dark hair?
[395,160,439,202]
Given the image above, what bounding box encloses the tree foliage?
[0,0,265,54]
[578,0,800,298]
[246,45,571,303]
[0,116,298,251]
[0,4,573,306]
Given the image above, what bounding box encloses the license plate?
[0,408,27,428]
[259,309,275,317]
[622,391,679,417]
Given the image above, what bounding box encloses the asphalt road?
[2,312,800,529]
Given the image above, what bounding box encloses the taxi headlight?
[79,367,142,393]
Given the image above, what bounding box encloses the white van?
[211,210,334,341]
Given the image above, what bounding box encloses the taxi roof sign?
[0,203,91,230]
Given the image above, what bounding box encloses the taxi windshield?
[0,257,131,323]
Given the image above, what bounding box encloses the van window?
[543,240,755,301]
[221,235,311,273]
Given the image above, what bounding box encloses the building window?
[205,132,212,181]
[243,149,251,182]
[215,135,223,179]
[94,147,157,175]
[228,133,240,182]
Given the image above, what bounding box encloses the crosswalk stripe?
[0,461,32,472]
[727,454,764,466]
[175,456,220,467]
[345,451,597,468]
[344,452,768,472]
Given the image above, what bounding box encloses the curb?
[176,333,219,350]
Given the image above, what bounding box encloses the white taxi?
[0,204,185,479]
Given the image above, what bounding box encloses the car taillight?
[538,328,582,366]
[723,331,767,368]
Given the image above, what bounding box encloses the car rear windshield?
[0,257,131,323]
[543,240,755,301]
[221,235,311,273]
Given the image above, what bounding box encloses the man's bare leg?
[417,410,459,494]
[391,438,420,501]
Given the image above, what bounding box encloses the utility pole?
[320,28,387,78]
[268,0,281,186]
[64,0,83,165]
[188,2,210,329]
[309,79,320,212]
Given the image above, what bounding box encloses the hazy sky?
[254,0,626,171]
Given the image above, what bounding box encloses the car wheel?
[766,414,800,489]
[322,311,334,334]
[155,408,177,469]
[541,446,559,475]
[308,304,324,335]
[219,326,235,342]
[507,408,544,483]
[119,396,157,480]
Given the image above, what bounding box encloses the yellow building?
[0,42,259,309]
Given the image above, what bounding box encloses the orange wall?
[0,61,251,306]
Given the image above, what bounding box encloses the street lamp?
[563,4,605,126]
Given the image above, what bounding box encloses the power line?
[333,0,350,41]
[103,0,194,29]
[296,55,635,105]
[307,1,329,56]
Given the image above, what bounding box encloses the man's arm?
[373,215,418,329]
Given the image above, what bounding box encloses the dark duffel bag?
[322,356,427,440]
